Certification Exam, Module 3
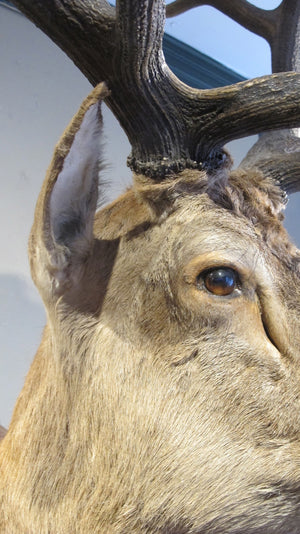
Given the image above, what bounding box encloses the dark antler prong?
[165,0,300,193]
[166,0,276,42]
[10,0,300,183]
[239,131,300,194]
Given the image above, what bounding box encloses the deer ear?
[49,102,102,250]
[29,83,109,297]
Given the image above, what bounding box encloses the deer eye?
[200,267,239,296]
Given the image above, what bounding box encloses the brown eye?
[202,267,239,296]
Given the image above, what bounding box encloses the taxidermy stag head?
[1,1,300,532]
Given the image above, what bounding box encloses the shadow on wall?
[0,274,45,428]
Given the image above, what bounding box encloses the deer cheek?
[177,269,285,376]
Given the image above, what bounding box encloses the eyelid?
[183,254,247,286]
[200,266,239,279]
[199,266,238,277]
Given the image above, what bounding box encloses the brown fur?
[0,86,300,533]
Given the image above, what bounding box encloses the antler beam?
[11,0,300,178]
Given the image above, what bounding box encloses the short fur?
[0,85,299,533]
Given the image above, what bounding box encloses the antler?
[238,0,300,193]
[166,0,300,73]
[166,1,276,42]
[167,0,300,192]
[10,0,300,179]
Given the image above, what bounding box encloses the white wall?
[0,6,299,428]
[0,6,132,427]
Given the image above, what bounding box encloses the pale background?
[0,1,299,428]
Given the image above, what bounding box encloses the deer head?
[1,1,300,533]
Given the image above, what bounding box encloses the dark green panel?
[163,33,245,89]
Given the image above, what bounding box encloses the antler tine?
[10,0,300,180]
[269,0,300,74]
[166,0,300,192]
[166,0,276,42]
[167,1,300,74]
[237,0,300,193]
[116,0,165,68]
[108,0,187,176]
[240,131,300,194]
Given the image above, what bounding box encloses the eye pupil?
[204,268,237,296]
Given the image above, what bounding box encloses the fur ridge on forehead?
[97,167,298,268]
[134,167,298,264]
[134,167,286,219]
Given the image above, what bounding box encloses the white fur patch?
[50,103,102,237]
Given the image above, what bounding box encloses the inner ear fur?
[29,83,109,297]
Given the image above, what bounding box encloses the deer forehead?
[95,189,269,278]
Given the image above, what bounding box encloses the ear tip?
[91,82,111,104]
[77,82,111,123]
